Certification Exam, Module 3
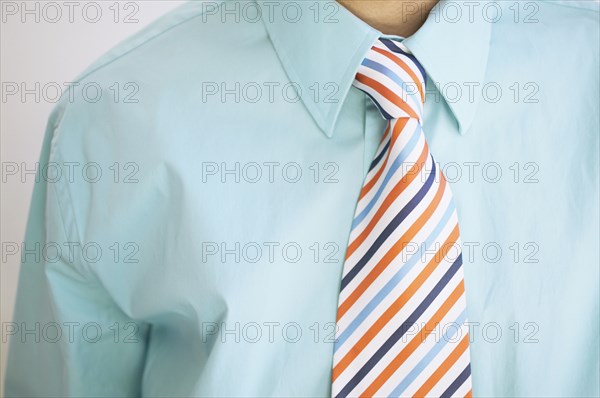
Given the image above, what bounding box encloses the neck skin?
[337,0,439,37]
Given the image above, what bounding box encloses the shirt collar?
[403,1,492,135]
[260,0,492,137]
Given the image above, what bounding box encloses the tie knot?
[353,38,427,121]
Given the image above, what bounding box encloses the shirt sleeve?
[4,108,150,397]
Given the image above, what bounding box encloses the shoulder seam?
[542,1,599,14]
[75,1,226,83]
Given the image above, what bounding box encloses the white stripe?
[349,126,427,243]
[351,118,421,221]
[428,347,471,396]
[453,371,473,397]
[354,67,414,119]
[344,267,465,397]
[339,174,451,310]
[337,206,458,362]
[363,50,423,116]
[372,39,425,86]
[334,214,460,381]
[338,158,441,302]
[375,297,467,397]
[402,323,471,397]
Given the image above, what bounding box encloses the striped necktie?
[331,38,473,398]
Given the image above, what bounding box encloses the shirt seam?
[74,1,226,84]
[543,0,600,14]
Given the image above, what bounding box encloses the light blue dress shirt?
[5,1,599,397]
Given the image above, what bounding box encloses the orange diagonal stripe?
[412,333,470,398]
[356,73,420,120]
[333,224,460,382]
[346,142,429,260]
[372,46,425,104]
[362,280,466,397]
[337,176,447,320]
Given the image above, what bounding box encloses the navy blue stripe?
[340,158,436,291]
[336,253,463,398]
[441,364,471,398]
[379,38,427,89]
[369,139,391,172]
[380,38,411,56]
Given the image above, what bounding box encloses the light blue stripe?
[351,123,421,230]
[361,58,422,115]
[335,200,456,351]
[388,310,468,397]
